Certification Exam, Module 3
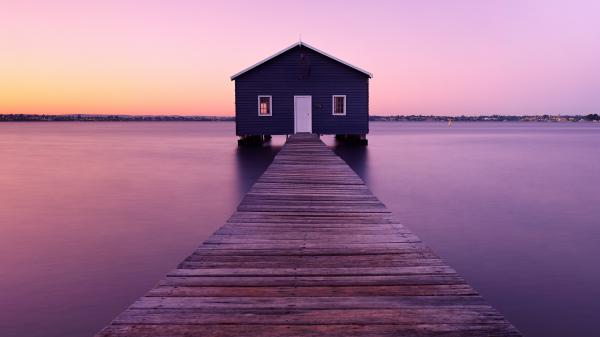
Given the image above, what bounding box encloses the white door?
[294,96,312,133]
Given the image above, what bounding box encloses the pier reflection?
[329,139,370,182]
[233,136,370,196]
[234,141,282,195]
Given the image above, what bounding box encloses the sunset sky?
[1,0,599,116]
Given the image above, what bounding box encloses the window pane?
[334,96,344,114]
[259,97,270,115]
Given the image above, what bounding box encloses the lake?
[0,121,598,337]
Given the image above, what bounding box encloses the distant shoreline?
[0,114,235,122]
[372,114,599,123]
[1,113,598,122]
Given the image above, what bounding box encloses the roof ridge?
[230,41,372,80]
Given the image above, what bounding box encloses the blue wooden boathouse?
[231,41,372,145]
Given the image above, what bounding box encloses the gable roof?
[230,41,373,80]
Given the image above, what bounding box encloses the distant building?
[231,41,372,144]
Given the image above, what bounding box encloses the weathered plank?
[147,285,479,297]
[98,324,520,337]
[114,308,507,325]
[95,134,521,337]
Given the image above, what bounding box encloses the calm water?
[0,121,599,337]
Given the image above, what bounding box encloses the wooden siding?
[235,46,369,136]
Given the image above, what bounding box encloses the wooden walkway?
[96,134,521,337]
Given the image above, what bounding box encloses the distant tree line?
[369,114,599,122]
[0,114,235,122]
[1,113,598,122]
[585,114,600,121]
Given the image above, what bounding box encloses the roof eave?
[230,42,300,81]
[230,41,372,81]
[300,41,373,79]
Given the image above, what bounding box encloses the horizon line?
[1,113,598,118]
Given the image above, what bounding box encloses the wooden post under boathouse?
[231,41,371,145]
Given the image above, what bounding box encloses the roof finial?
[299,33,302,44]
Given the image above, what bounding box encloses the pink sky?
[1,0,599,116]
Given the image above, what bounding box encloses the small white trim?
[257,95,272,116]
[231,41,372,80]
[294,95,312,133]
[332,95,346,116]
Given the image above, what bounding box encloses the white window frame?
[257,95,272,116]
[332,95,346,116]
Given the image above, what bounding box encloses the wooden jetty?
[96,134,521,337]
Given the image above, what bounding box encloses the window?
[258,96,272,116]
[332,95,346,115]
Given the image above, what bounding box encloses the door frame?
[293,95,312,133]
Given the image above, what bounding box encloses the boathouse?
[231,41,372,144]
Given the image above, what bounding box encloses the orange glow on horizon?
[1,1,600,116]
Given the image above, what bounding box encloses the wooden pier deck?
[96,134,521,337]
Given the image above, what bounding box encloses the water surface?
[328,122,600,337]
[1,121,599,337]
